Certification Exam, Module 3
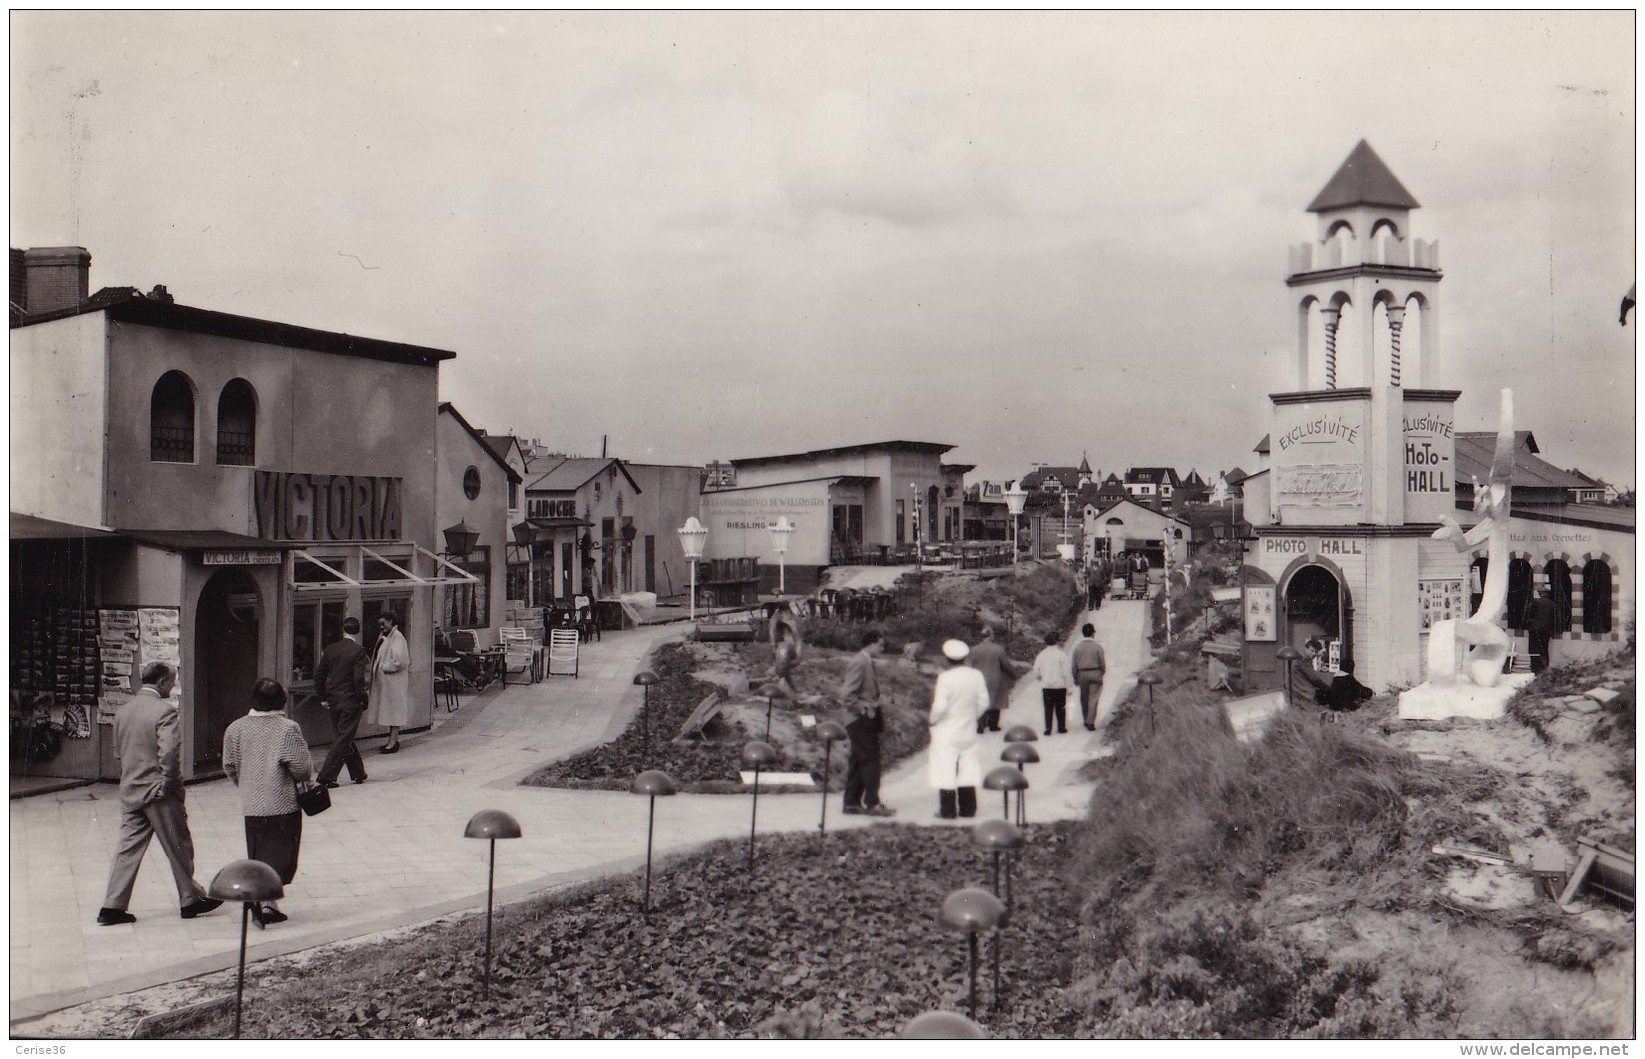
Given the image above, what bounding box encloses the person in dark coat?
[838,629,894,817]
[313,616,370,788]
[1523,589,1561,673]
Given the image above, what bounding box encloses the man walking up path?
[313,616,370,788]
[1070,622,1107,732]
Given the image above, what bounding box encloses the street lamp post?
[1003,482,1028,571]
[767,516,794,595]
[677,517,708,622]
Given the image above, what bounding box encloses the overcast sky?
[10,11,1637,488]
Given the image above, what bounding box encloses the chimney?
[19,246,91,314]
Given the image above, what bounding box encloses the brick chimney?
[18,246,91,314]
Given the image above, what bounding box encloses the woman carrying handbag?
[222,678,315,928]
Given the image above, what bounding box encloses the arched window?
[216,379,256,466]
[1582,560,1613,634]
[1505,557,1533,629]
[150,371,196,463]
[1545,559,1573,633]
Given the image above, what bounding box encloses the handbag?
[294,775,331,817]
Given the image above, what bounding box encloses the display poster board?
[1418,578,1465,632]
[1243,585,1276,642]
[95,607,181,724]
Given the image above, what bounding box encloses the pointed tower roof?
[1078,452,1092,474]
[1307,140,1421,213]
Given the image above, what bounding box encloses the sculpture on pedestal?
[1427,389,1515,687]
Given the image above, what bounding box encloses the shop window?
[291,599,345,685]
[506,562,530,604]
[1582,560,1613,634]
[150,370,196,463]
[1545,559,1573,633]
[1506,557,1533,629]
[215,379,257,465]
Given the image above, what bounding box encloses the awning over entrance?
[289,542,479,593]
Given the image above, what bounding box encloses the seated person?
[1319,660,1374,712]
[1290,638,1335,705]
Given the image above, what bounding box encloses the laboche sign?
[254,471,403,542]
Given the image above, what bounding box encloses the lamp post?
[207,859,284,1039]
[767,516,794,595]
[814,720,848,836]
[1003,482,1028,571]
[630,770,678,914]
[677,517,708,622]
[1057,490,1075,563]
[1137,672,1161,737]
[463,809,523,998]
[972,819,1027,1011]
[911,483,922,575]
[741,740,779,872]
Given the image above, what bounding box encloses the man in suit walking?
[97,662,222,925]
[967,625,1021,734]
[838,628,895,817]
[314,615,370,788]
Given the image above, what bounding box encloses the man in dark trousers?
[967,625,1021,734]
[1523,589,1560,674]
[97,662,223,925]
[314,616,370,788]
[838,628,894,817]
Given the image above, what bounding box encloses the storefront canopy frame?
[288,543,480,593]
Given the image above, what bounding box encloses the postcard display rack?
[10,605,182,772]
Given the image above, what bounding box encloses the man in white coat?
[927,639,991,819]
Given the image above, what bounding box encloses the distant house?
[1176,468,1211,506]
[521,456,643,603]
[1095,473,1128,508]
[1123,467,1182,510]
[1020,457,1092,493]
[1454,432,1600,507]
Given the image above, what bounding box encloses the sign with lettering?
[1273,399,1369,510]
[254,472,402,542]
[202,550,283,565]
[1261,536,1365,560]
[1418,578,1465,630]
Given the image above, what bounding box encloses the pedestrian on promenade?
[366,610,410,754]
[1070,622,1107,731]
[929,639,990,819]
[222,678,314,928]
[97,662,223,926]
[838,628,894,817]
[1523,589,1560,674]
[313,615,369,788]
[1031,631,1075,735]
[967,625,1022,734]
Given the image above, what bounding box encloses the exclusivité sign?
[1272,400,1367,510]
[254,471,402,541]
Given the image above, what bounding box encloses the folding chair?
[548,628,581,679]
[501,627,537,685]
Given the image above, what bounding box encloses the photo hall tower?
[1243,140,1470,693]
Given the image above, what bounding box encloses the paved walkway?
[8,596,1152,1030]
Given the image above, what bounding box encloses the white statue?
[1427,389,1514,686]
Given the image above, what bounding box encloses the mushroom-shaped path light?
[208,859,284,1039]
[971,819,1027,1011]
[1000,741,1039,773]
[463,809,522,998]
[741,740,779,871]
[939,887,1009,1021]
[1002,724,1039,744]
[1275,646,1304,708]
[813,720,849,836]
[901,1010,987,1039]
[982,764,1029,826]
[632,669,660,746]
[1136,671,1164,735]
[630,770,678,914]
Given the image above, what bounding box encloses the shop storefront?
[11,261,463,781]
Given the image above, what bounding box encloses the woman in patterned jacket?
[223,678,314,928]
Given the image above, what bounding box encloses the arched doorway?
[193,568,262,771]
[1283,564,1346,662]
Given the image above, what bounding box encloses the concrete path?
[8,596,1152,1029]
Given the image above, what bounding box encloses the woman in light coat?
[222,677,313,928]
[366,611,410,753]
[927,639,991,819]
